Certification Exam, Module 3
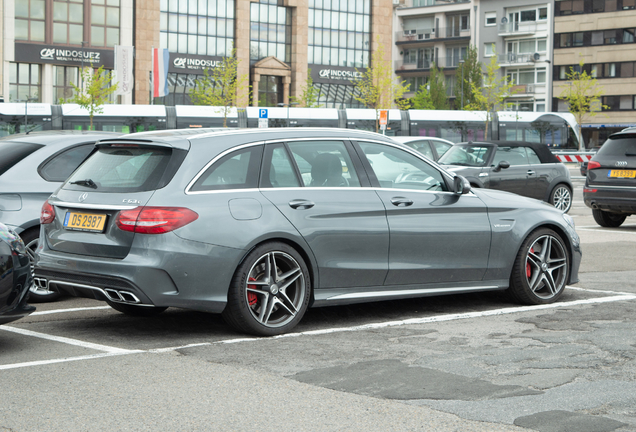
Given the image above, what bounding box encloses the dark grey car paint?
[35,128,581,315]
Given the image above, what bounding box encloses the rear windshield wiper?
[70,179,98,189]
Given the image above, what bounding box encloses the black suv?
[584,129,636,227]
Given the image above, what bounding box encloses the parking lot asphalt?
[2,164,636,432]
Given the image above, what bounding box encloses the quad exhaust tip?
[34,277,141,304]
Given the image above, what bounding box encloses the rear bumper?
[584,193,636,214]
[34,235,246,314]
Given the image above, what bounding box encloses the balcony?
[498,21,548,36]
[400,0,470,8]
[395,56,465,72]
[509,83,546,96]
[498,52,547,66]
[396,27,471,43]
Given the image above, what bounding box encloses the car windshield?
[438,145,493,167]
[598,135,636,157]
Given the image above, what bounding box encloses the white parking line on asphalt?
[577,227,636,234]
[1,288,635,370]
[31,306,111,316]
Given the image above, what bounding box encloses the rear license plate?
[608,170,636,178]
[64,212,107,232]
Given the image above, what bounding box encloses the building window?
[446,46,467,67]
[160,0,234,56]
[9,63,41,103]
[52,0,84,45]
[308,0,370,68]
[15,0,46,42]
[485,12,496,26]
[90,0,120,47]
[250,0,291,62]
[484,43,495,56]
[54,66,79,102]
[313,82,364,108]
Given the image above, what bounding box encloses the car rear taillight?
[583,188,597,193]
[587,161,601,170]
[116,207,198,234]
[40,201,55,224]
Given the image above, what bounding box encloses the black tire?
[106,300,167,317]
[592,209,626,228]
[20,228,62,303]
[549,184,572,213]
[508,228,569,305]
[222,242,311,336]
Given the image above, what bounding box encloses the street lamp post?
[17,96,38,134]
[459,59,465,109]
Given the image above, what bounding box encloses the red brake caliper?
[526,248,534,278]
[247,277,258,306]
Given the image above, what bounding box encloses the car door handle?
[390,197,413,207]
[527,170,536,176]
[288,199,315,210]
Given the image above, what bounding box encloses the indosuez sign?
[15,43,114,68]
[310,65,365,84]
[168,53,226,74]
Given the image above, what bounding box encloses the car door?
[523,146,550,200]
[487,145,530,195]
[354,140,491,286]
[259,139,390,289]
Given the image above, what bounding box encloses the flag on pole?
[114,45,134,95]
[152,48,169,98]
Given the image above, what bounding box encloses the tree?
[352,36,411,132]
[559,60,607,151]
[409,64,450,110]
[190,48,250,127]
[291,69,320,108]
[466,52,516,139]
[67,66,118,130]
[454,45,482,110]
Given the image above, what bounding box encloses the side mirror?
[492,160,510,172]
[453,175,471,195]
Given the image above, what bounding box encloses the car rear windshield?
[64,145,174,192]
[598,135,636,157]
[438,145,493,167]
[0,141,43,176]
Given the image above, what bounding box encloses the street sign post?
[259,108,268,128]
[379,110,388,134]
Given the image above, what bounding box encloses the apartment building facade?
[478,0,553,116]
[392,0,477,101]
[552,0,636,148]
[2,0,393,108]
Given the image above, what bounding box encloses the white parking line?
[32,306,111,316]
[0,326,140,354]
[1,288,635,370]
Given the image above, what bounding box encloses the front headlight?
[562,213,575,229]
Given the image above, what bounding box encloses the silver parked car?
[34,128,581,336]
[438,141,574,213]
[0,130,121,302]
[390,136,454,161]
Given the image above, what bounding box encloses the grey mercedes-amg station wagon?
[34,128,581,336]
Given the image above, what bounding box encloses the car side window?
[191,146,262,191]
[39,144,94,182]
[358,142,448,192]
[405,140,434,159]
[287,141,360,187]
[526,147,542,164]
[493,146,529,166]
[261,144,301,188]
[432,141,452,158]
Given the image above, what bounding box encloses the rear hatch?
[588,134,636,189]
[43,140,188,259]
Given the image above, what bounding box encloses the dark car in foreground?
[34,128,581,336]
[0,222,34,325]
[0,130,120,302]
[438,141,574,213]
[584,129,636,227]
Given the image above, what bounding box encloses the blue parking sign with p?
[259,109,268,119]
